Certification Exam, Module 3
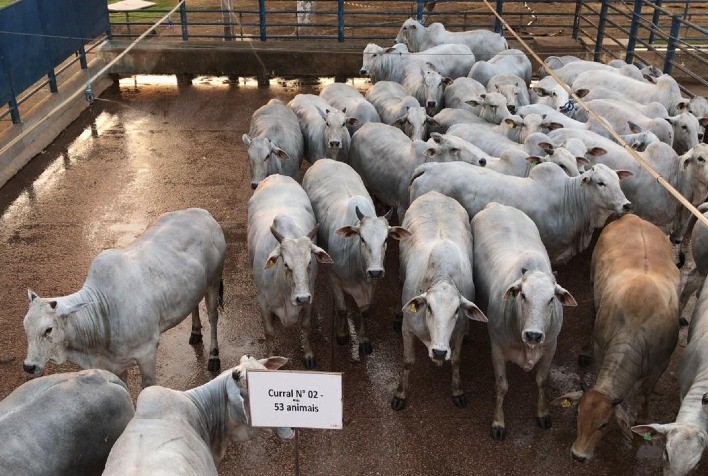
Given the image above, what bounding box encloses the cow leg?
[392,321,415,411]
[205,287,221,372]
[490,344,508,441]
[535,347,555,430]
[259,300,276,354]
[451,327,467,408]
[330,275,349,345]
[189,307,203,345]
[637,375,660,423]
[301,304,316,370]
[357,305,373,355]
[679,269,704,325]
[137,352,158,388]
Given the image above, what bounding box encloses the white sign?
[247,370,343,429]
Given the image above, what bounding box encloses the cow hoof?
[452,394,468,408]
[679,317,689,326]
[578,353,591,368]
[304,356,316,370]
[391,396,406,411]
[207,357,221,372]
[490,425,506,441]
[537,415,552,430]
[359,341,373,355]
[393,318,402,333]
[336,334,349,346]
[189,333,203,345]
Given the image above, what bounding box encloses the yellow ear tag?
[507,122,514,128]
[561,399,571,408]
[410,303,417,313]
[643,433,652,441]
[266,259,276,269]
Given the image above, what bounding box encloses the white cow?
[410,162,632,265]
[248,175,333,369]
[103,356,294,476]
[402,62,453,114]
[365,81,435,141]
[574,89,670,119]
[443,77,486,111]
[468,49,532,87]
[550,59,643,85]
[678,203,708,323]
[302,159,410,354]
[487,146,586,178]
[320,83,380,134]
[359,43,474,84]
[0,369,134,475]
[288,94,357,163]
[472,202,577,439]
[431,108,487,133]
[349,123,487,221]
[487,73,531,114]
[464,91,512,124]
[395,18,508,61]
[23,208,226,387]
[392,191,487,411]
[243,99,304,190]
[583,99,675,146]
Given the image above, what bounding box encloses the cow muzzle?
[22,361,43,376]
[359,69,368,77]
[426,101,437,108]
[251,181,259,190]
[294,294,312,305]
[367,268,384,279]
[622,202,633,213]
[523,331,544,345]
[431,348,447,361]
[329,140,342,148]
[571,451,589,464]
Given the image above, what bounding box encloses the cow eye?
[44,327,53,337]
[600,422,609,430]
[360,237,367,245]
[372,54,377,57]
[549,298,553,303]
[698,157,705,163]
[521,292,526,299]
[451,148,460,154]
[597,181,605,187]
[342,122,346,127]
[682,125,688,130]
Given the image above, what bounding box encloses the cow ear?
[643,74,656,83]
[503,280,522,301]
[443,77,453,86]
[631,424,668,441]
[574,88,589,99]
[581,175,592,186]
[460,296,488,322]
[264,245,281,270]
[312,245,334,264]
[587,147,607,157]
[615,170,633,180]
[700,117,708,128]
[388,226,412,240]
[258,356,289,370]
[525,156,543,166]
[384,46,397,54]
[28,289,38,303]
[550,391,583,407]
[403,294,427,315]
[676,100,688,111]
[576,157,590,167]
[538,141,554,151]
[242,134,251,146]
[346,117,360,126]
[336,225,359,238]
[426,116,439,126]
[424,147,438,158]
[533,87,549,97]
[547,122,564,131]
[627,121,642,133]
[465,98,482,107]
[555,285,577,307]
[225,377,248,424]
[316,107,328,121]
[394,115,407,126]
[55,300,93,317]
[271,146,290,160]
[504,118,518,129]
[615,403,633,441]
[430,132,443,144]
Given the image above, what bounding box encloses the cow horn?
[355,206,365,221]
[270,225,286,243]
[383,208,394,221]
[306,224,320,240]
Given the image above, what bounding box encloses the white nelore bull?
[243,99,304,190]
[632,266,708,476]
[395,18,508,61]
[349,123,487,221]
[472,203,577,440]
[359,43,475,84]
[0,369,134,475]
[392,192,487,411]
[23,208,226,387]
[247,175,333,369]
[468,49,532,87]
[288,94,357,163]
[402,62,452,114]
[365,81,435,141]
[410,162,632,265]
[442,77,486,112]
[103,355,294,476]
[320,83,380,134]
[678,203,708,322]
[575,88,670,119]
[302,159,410,355]
[486,73,531,114]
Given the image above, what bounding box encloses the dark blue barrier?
[0,0,109,123]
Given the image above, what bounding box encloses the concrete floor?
[0,75,697,475]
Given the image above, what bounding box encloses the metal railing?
[575,0,707,95]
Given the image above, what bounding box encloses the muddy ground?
[0,75,699,475]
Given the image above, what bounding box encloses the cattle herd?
[2,16,708,476]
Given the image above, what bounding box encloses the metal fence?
[0,0,109,124]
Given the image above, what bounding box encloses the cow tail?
[218,278,225,310]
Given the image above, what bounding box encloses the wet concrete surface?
[0,75,698,475]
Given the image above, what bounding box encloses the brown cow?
[552,214,680,463]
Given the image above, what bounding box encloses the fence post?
[625,0,643,64]
[494,0,503,34]
[8,95,20,125]
[78,45,88,69]
[572,0,582,39]
[223,0,234,41]
[180,2,188,40]
[594,0,609,62]
[337,0,344,42]
[47,69,58,93]
[649,0,662,44]
[416,0,424,22]
[259,0,266,40]
[663,14,681,74]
